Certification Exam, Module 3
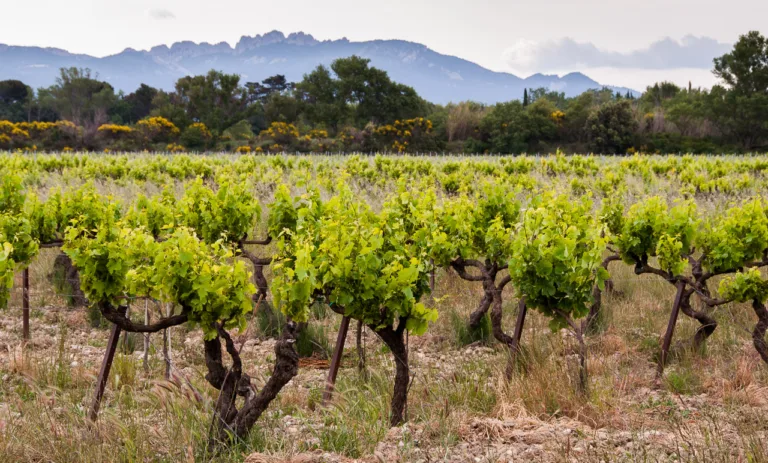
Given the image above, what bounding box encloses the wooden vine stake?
[143,300,150,374]
[429,259,436,293]
[88,309,125,421]
[22,268,30,343]
[322,316,351,404]
[509,298,528,370]
[121,305,131,352]
[356,319,366,375]
[163,303,172,380]
[657,280,687,378]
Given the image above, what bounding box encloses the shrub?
[180,123,213,150]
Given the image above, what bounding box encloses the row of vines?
[2,152,768,448]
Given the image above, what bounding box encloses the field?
[2,152,768,462]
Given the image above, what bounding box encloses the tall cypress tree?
[523,88,529,107]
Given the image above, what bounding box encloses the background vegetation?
[1,31,767,154]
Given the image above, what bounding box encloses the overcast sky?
[2,0,765,90]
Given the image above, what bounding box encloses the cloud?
[148,9,176,20]
[504,35,732,73]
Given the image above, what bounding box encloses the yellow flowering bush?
[188,122,212,139]
[55,121,77,130]
[375,117,433,153]
[0,121,32,148]
[551,110,566,124]
[16,121,69,138]
[97,124,133,135]
[10,127,29,139]
[260,122,300,146]
[0,121,16,134]
[166,143,185,153]
[136,116,180,145]
[235,145,252,154]
[306,129,329,139]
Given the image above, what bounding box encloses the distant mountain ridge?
[0,31,638,104]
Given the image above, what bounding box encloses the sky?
[1,0,765,90]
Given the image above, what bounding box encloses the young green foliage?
[179,177,261,244]
[124,189,178,238]
[613,196,698,276]
[0,172,24,215]
[719,268,768,304]
[697,199,768,274]
[64,222,255,340]
[0,242,14,308]
[131,228,255,339]
[272,182,437,334]
[510,193,609,330]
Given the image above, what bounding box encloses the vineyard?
[2,152,768,462]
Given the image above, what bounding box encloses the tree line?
[0,30,766,154]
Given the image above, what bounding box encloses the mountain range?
[0,31,638,104]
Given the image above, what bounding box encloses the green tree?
[479,99,557,153]
[529,87,568,109]
[162,70,256,135]
[0,80,30,122]
[246,75,292,104]
[714,31,768,97]
[330,56,426,126]
[47,67,117,130]
[665,89,707,137]
[639,82,681,111]
[295,65,348,131]
[710,31,768,149]
[585,100,637,154]
[124,84,159,123]
[263,93,301,125]
[480,101,527,153]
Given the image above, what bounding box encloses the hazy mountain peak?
[149,44,170,54]
[235,30,293,52]
[286,32,319,46]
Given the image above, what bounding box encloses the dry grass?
[2,255,768,462]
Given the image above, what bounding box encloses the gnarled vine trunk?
[50,252,87,307]
[585,255,620,334]
[452,259,527,379]
[372,322,409,427]
[678,289,718,352]
[468,276,494,328]
[752,300,768,366]
[239,246,272,308]
[205,322,299,447]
